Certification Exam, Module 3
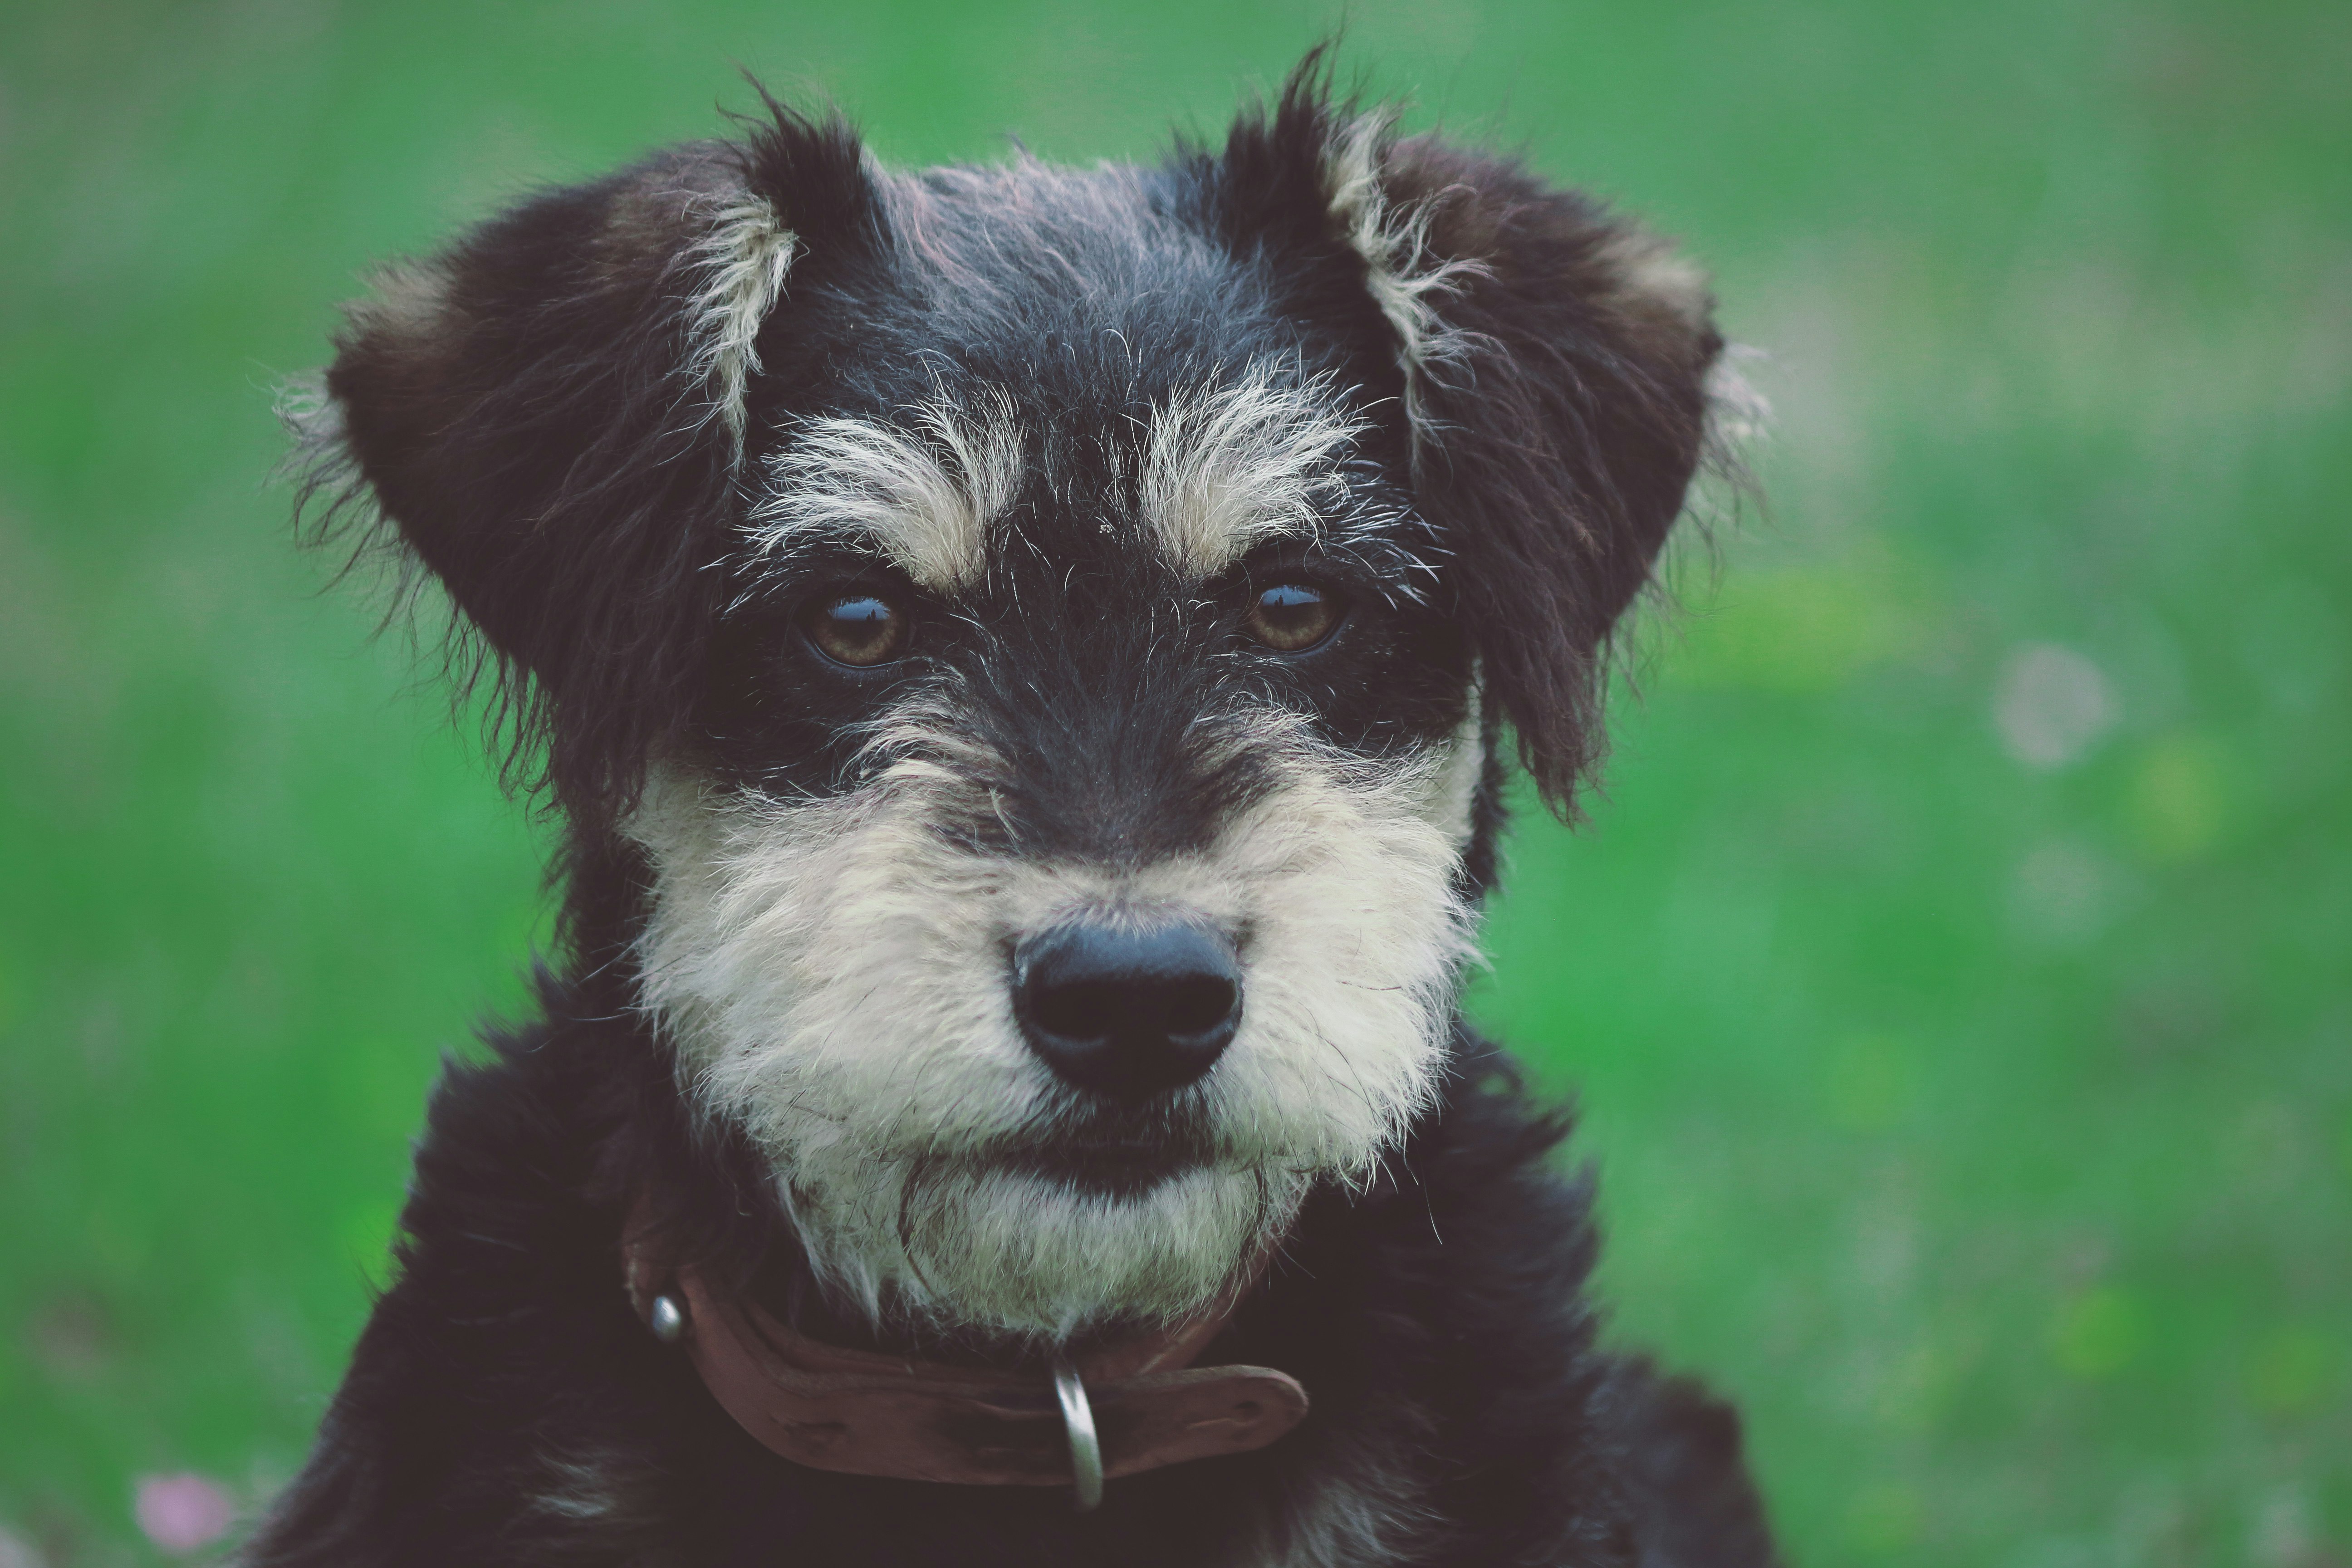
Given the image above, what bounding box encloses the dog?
[249,57,1778,1568]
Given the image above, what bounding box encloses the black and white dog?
[252,59,1777,1568]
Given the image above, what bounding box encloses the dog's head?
[299,69,1721,1342]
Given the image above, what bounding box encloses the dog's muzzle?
[1011,918,1242,1098]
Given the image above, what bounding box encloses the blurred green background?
[1,0,2346,1563]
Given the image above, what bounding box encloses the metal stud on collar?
[1050,1354,1104,1510]
[649,1293,687,1345]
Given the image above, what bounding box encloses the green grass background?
[1,0,2346,1563]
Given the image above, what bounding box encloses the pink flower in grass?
[133,1474,234,1554]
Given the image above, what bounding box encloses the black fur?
[261,56,1771,1568]
[246,990,1774,1567]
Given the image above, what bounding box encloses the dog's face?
[302,76,1721,1341]
[631,333,1485,1334]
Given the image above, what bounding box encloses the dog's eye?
[803,592,910,667]
[1241,582,1344,653]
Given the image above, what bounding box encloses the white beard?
[627,709,1481,1341]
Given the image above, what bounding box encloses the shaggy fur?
[253,55,1776,1568]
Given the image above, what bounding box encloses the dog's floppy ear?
[1216,71,1723,818]
[1352,128,1722,823]
[296,102,876,820]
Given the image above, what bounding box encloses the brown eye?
[803,591,909,667]
[1241,582,1343,652]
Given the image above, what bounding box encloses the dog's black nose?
[1013,921,1242,1097]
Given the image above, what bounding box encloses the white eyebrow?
[745,390,1025,593]
[1139,366,1364,578]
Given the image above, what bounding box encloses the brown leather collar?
[623,1220,1308,1492]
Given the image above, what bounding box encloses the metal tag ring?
[1051,1354,1104,1510]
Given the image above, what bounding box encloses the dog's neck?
[622,1196,1309,1495]
[742,1236,1191,1370]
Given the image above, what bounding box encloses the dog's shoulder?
[1604,1359,1784,1568]
[1223,1035,1778,1568]
[240,999,693,1566]
[1216,1034,1618,1563]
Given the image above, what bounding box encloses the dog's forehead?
[862,160,1302,393]
[740,160,1401,597]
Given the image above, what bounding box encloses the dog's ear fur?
[294,101,876,821]
[1216,64,1723,819]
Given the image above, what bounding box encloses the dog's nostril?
[1031,980,1126,1044]
[1013,921,1243,1098]
[1158,975,1239,1038]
